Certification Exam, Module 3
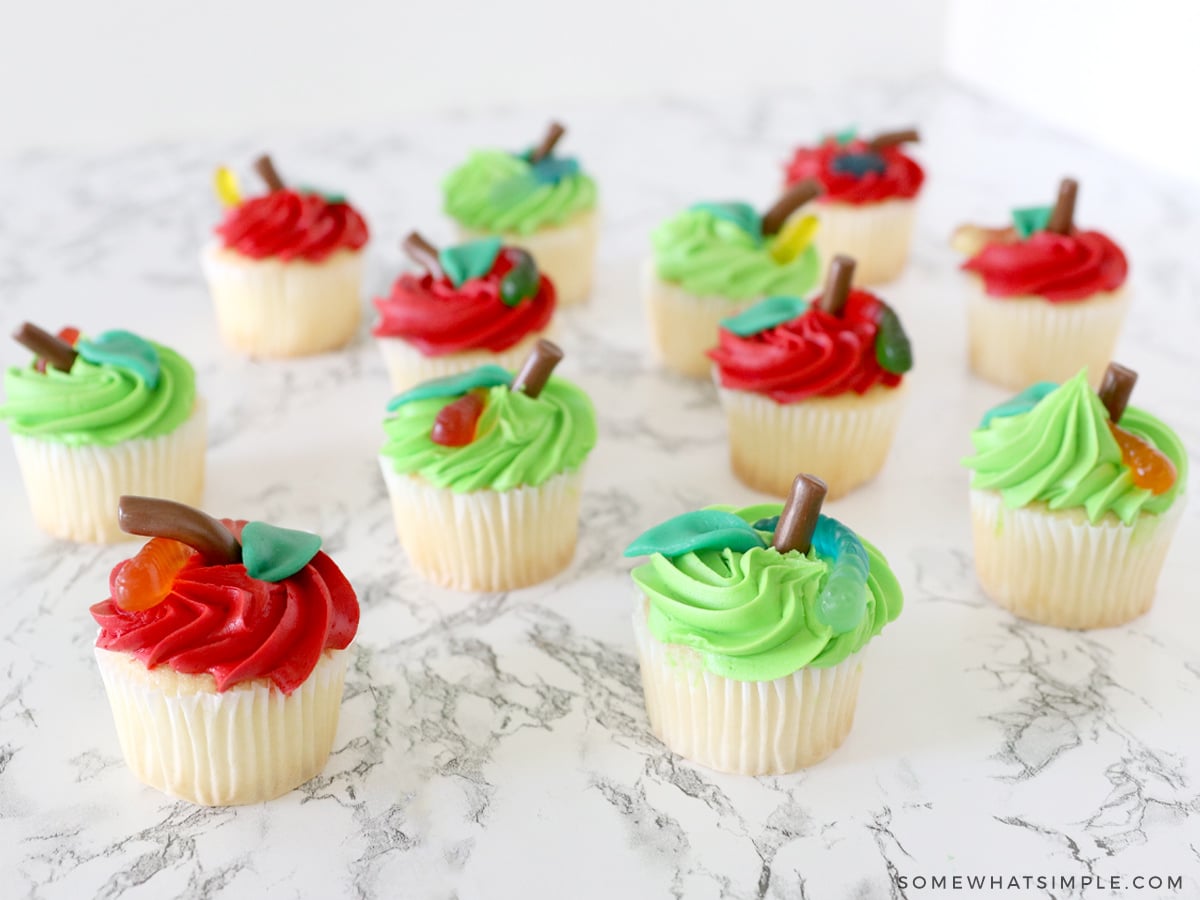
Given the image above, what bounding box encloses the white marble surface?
[1,81,1199,900]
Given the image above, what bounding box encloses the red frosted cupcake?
[201,154,370,357]
[784,127,924,285]
[373,232,556,392]
[710,256,913,498]
[92,497,359,805]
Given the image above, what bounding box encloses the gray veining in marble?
[1,80,1198,899]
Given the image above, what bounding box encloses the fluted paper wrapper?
[376,329,552,394]
[95,647,349,806]
[813,198,916,285]
[969,489,1184,629]
[644,264,758,378]
[717,381,907,499]
[202,244,364,357]
[457,209,598,306]
[633,603,864,775]
[965,279,1130,390]
[381,465,585,591]
[10,400,207,543]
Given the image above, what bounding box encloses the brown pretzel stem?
[1097,362,1137,423]
[510,338,564,399]
[253,154,285,192]
[402,231,443,278]
[13,322,77,372]
[773,474,828,554]
[820,255,857,315]
[1045,177,1078,235]
[761,178,822,236]
[867,128,920,151]
[529,121,566,163]
[118,496,242,564]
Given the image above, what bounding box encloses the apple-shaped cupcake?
[372,232,556,392]
[202,154,369,357]
[952,178,1128,389]
[784,127,924,285]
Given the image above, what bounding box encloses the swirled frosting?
[0,339,196,445]
[632,504,902,680]
[652,207,821,300]
[962,231,1127,301]
[91,521,359,694]
[710,290,903,401]
[443,150,597,235]
[963,371,1187,524]
[372,256,555,356]
[215,189,369,262]
[784,138,924,205]
[381,377,596,492]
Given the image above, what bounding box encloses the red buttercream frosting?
[962,230,1128,302]
[372,252,555,356]
[215,190,369,262]
[784,139,924,205]
[90,521,359,695]
[710,290,903,403]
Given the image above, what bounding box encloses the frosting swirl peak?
[215,189,369,262]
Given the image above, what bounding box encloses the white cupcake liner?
[633,601,865,775]
[969,489,1185,629]
[965,278,1130,389]
[95,646,349,806]
[457,209,598,307]
[375,328,553,394]
[716,381,908,499]
[380,465,585,591]
[10,400,207,543]
[812,198,917,286]
[201,243,364,357]
[643,263,758,378]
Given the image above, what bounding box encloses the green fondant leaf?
[297,184,347,204]
[832,126,859,146]
[440,237,503,288]
[979,381,1059,428]
[386,365,512,412]
[529,155,580,185]
[721,296,808,337]
[76,330,161,388]
[689,202,763,243]
[1011,205,1053,240]
[624,510,768,559]
[241,521,322,582]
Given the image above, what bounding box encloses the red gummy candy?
[431,393,486,446]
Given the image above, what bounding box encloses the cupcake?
[784,127,923,285]
[0,324,206,543]
[963,363,1186,629]
[372,231,556,392]
[646,180,823,377]
[709,256,912,498]
[952,178,1128,389]
[380,340,596,591]
[91,496,359,805]
[624,474,903,774]
[443,122,597,307]
[202,154,369,357]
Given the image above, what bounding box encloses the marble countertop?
[1,81,1199,900]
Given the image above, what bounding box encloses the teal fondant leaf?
[297,184,347,204]
[832,126,859,146]
[721,296,808,337]
[241,521,322,582]
[690,202,762,242]
[979,381,1058,428]
[529,156,580,185]
[440,237,503,288]
[386,365,512,412]
[76,330,161,388]
[1011,205,1053,240]
[624,510,768,558]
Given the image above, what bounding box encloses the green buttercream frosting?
[652,206,821,301]
[381,377,597,492]
[963,370,1188,525]
[0,338,196,446]
[443,150,597,236]
[630,505,903,681]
